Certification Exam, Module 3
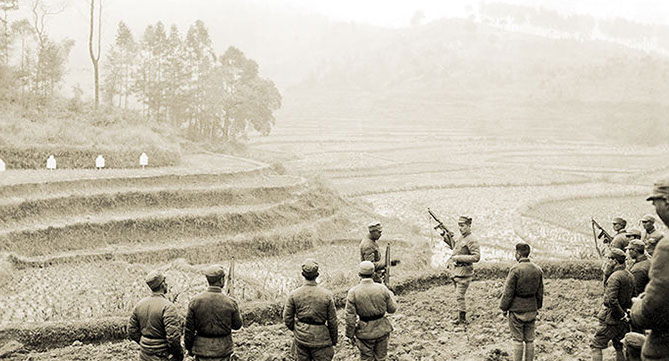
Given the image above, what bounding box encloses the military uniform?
[499,257,544,349]
[631,178,669,360]
[184,265,243,361]
[450,216,481,319]
[631,237,669,360]
[360,223,386,283]
[128,271,184,361]
[345,261,398,361]
[626,240,651,297]
[283,259,338,361]
[610,230,629,251]
[591,250,634,360]
[643,228,664,257]
[624,333,646,361]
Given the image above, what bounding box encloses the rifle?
[428,208,454,249]
[383,244,391,286]
[225,258,235,297]
[590,219,609,259]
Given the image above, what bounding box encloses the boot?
[513,341,524,361]
[615,349,625,361]
[591,348,603,361]
[525,341,534,361]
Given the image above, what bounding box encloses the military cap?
[359,261,375,276]
[612,217,626,226]
[301,258,319,277]
[608,248,627,262]
[626,228,642,238]
[145,270,165,290]
[626,239,646,252]
[204,264,226,280]
[623,332,646,349]
[515,242,531,254]
[368,222,382,231]
[641,214,656,223]
[458,216,472,225]
[647,178,669,201]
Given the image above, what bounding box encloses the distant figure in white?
[139,152,148,169]
[46,155,56,170]
[0,158,5,172]
[96,155,105,169]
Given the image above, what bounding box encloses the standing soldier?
[640,214,664,257]
[128,270,184,361]
[499,243,544,361]
[450,215,481,325]
[283,259,338,361]
[626,239,650,297]
[610,218,629,251]
[590,248,634,361]
[360,222,386,283]
[631,178,669,360]
[184,265,243,361]
[345,261,398,361]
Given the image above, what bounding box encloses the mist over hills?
[11,0,668,144]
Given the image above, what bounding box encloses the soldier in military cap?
[626,239,650,297]
[631,178,669,360]
[499,243,544,361]
[590,248,634,361]
[345,261,397,361]
[128,270,184,361]
[450,215,481,325]
[283,259,338,361]
[640,214,664,257]
[610,218,629,251]
[184,264,243,361]
[360,222,386,283]
[623,333,646,361]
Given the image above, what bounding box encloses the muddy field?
[6,279,618,361]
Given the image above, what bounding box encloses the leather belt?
[298,318,325,325]
[359,314,384,322]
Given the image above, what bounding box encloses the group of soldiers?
[127,178,669,361]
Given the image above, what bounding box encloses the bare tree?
[30,0,64,98]
[88,0,101,109]
[0,0,18,64]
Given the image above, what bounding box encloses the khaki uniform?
[591,265,634,351]
[128,293,184,361]
[450,231,481,312]
[283,280,338,361]
[631,237,669,360]
[499,258,544,343]
[610,230,629,251]
[643,228,664,257]
[628,255,651,297]
[184,286,243,361]
[345,279,398,361]
[360,236,385,283]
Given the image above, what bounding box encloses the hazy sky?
[278,0,669,27]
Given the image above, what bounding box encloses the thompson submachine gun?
[428,208,454,249]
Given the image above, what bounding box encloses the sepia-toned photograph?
[0,0,668,360]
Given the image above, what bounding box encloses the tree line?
[0,0,282,143]
[103,19,281,141]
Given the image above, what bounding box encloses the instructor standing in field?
[631,178,669,361]
[450,215,481,325]
[360,222,387,283]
